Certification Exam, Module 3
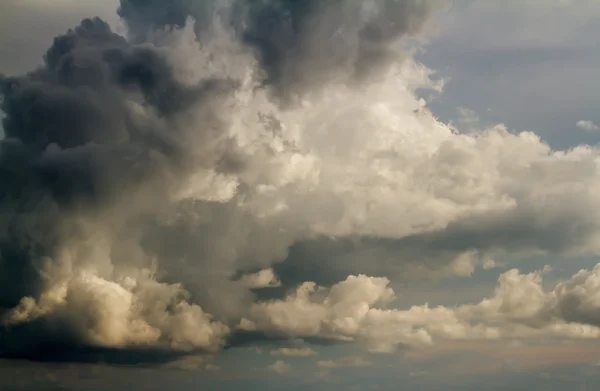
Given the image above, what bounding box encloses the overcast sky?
[1,1,600,390]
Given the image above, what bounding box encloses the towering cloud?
[118,0,441,99]
[2,0,600,366]
[0,15,241,362]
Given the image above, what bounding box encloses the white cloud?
[482,259,498,270]
[316,356,371,369]
[266,360,292,374]
[576,120,599,132]
[270,347,317,357]
[7,6,600,364]
[164,355,205,371]
[165,355,220,371]
[239,269,282,289]
[239,275,395,341]
[3,240,229,352]
[239,264,600,353]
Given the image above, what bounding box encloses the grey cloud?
[0,326,187,366]
[117,0,224,42]
[5,0,600,369]
[0,16,242,362]
[118,0,441,100]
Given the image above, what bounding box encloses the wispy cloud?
[266,360,292,374]
[316,356,371,369]
[270,348,317,357]
[577,120,599,131]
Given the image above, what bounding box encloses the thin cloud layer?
[270,347,317,357]
[1,0,600,366]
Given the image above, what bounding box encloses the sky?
[1,0,600,390]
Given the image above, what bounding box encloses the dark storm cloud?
[4,0,600,372]
[0,321,185,365]
[0,15,240,216]
[118,0,224,42]
[0,0,445,366]
[0,16,241,362]
[118,0,440,99]
[269,201,599,289]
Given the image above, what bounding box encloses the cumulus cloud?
[3,0,600,366]
[239,269,281,289]
[238,264,600,353]
[316,356,371,369]
[0,0,445,363]
[117,0,442,99]
[270,347,317,357]
[576,120,599,131]
[482,259,498,270]
[0,15,242,362]
[266,359,291,374]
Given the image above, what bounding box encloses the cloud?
[0,15,243,362]
[4,0,600,367]
[164,355,205,370]
[239,269,281,289]
[482,259,498,270]
[0,0,446,364]
[237,264,600,353]
[238,275,395,343]
[576,120,599,131]
[2,267,230,353]
[266,360,291,374]
[456,106,480,128]
[204,363,220,371]
[117,0,442,99]
[270,347,317,357]
[316,356,371,369]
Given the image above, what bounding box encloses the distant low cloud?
[237,264,600,353]
[576,120,599,131]
[165,355,205,371]
[239,269,282,289]
[482,259,498,270]
[270,347,317,357]
[316,356,371,369]
[457,107,480,127]
[266,360,292,374]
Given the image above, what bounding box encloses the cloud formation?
[2,0,600,366]
[576,120,599,132]
[316,356,371,369]
[239,264,600,353]
[267,359,292,374]
[270,347,317,357]
[117,0,442,99]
